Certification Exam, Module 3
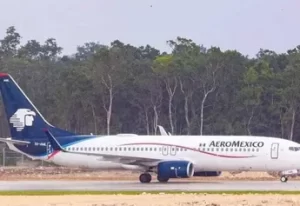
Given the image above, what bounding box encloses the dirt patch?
[0,166,299,181]
[0,194,299,206]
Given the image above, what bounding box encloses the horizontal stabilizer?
[0,138,30,145]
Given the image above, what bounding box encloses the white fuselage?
[8,134,300,172]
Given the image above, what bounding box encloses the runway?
[0,180,300,191]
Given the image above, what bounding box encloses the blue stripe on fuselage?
[14,135,100,157]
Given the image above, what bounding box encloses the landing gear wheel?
[139,173,152,183]
[157,176,169,183]
[280,176,288,183]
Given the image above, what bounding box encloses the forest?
[0,26,300,142]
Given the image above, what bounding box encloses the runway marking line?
[0,190,300,196]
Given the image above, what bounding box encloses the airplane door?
[162,146,169,156]
[271,143,279,159]
[170,146,177,156]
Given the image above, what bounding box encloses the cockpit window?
[289,147,300,151]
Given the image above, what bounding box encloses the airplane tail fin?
[0,73,75,141]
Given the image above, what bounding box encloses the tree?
[153,54,178,134]
[2,26,300,144]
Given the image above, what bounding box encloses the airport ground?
[0,166,299,181]
[1,194,300,206]
[1,167,300,206]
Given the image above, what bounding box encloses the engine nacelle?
[193,171,222,177]
[157,160,194,179]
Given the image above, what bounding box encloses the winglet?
[44,129,67,152]
[157,125,170,136]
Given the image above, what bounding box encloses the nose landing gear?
[280,175,288,183]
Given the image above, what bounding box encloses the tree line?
[0,26,300,142]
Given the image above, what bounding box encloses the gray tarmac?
[0,180,300,191]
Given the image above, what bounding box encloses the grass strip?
[0,190,300,196]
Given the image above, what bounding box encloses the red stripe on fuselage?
[47,150,60,160]
[119,142,255,158]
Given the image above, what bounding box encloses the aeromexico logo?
[209,140,264,148]
[9,108,36,131]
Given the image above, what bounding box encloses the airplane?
[0,73,300,183]
[0,73,221,178]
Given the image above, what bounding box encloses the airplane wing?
[0,137,30,145]
[44,130,165,167]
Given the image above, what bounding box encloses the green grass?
[0,190,300,196]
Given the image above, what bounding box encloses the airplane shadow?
[142,181,222,185]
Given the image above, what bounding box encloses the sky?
[0,0,299,57]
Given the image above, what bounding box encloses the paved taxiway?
[0,181,300,191]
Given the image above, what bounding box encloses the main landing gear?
[280,175,288,183]
[139,173,170,183]
[139,173,152,183]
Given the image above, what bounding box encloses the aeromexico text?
[209,141,264,148]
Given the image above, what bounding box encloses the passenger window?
[289,147,300,151]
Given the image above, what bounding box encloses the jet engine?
[157,160,194,179]
[193,171,222,177]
